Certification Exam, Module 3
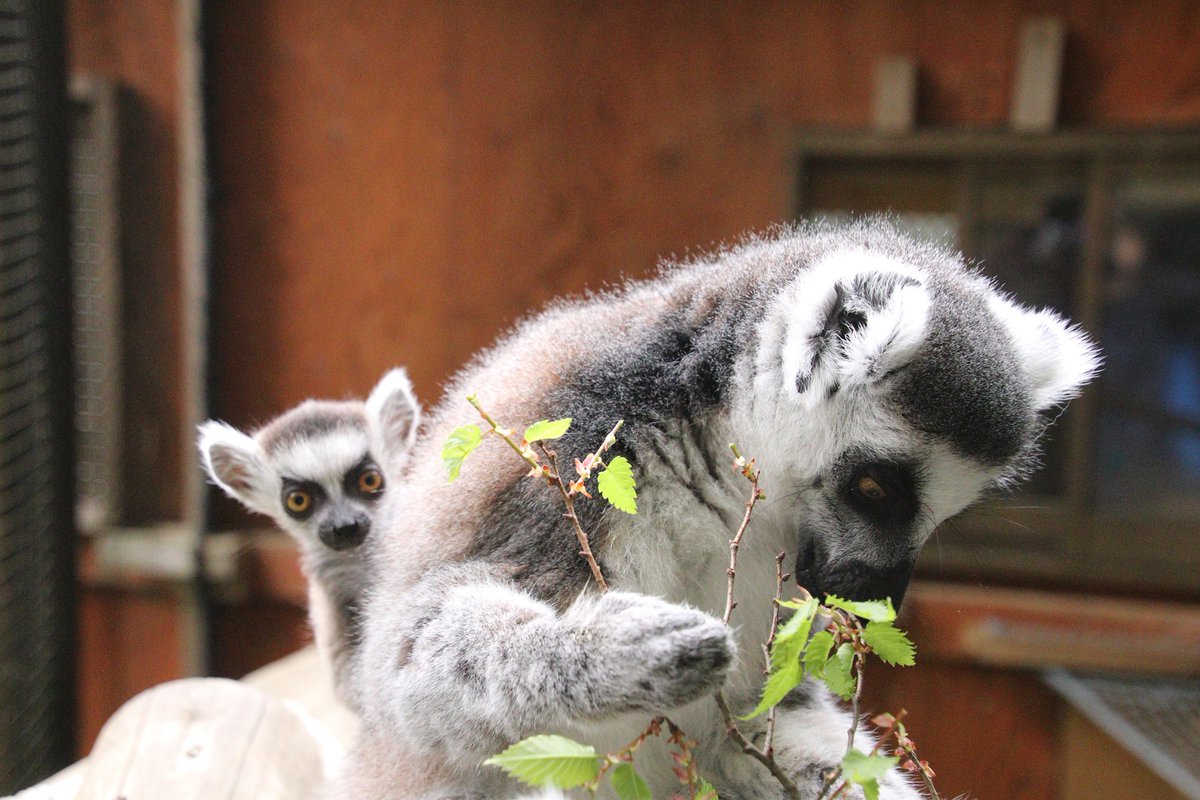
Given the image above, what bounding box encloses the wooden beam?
[902,581,1200,675]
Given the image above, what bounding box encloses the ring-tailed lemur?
[198,368,420,709]
[342,222,1100,799]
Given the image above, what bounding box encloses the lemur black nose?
[321,520,369,551]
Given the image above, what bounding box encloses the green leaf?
[740,597,818,718]
[860,621,916,666]
[841,749,900,784]
[842,749,900,800]
[609,762,652,800]
[741,657,801,719]
[524,418,572,443]
[442,425,483,482]
[597,455,638,514]
[483,735,600,789]
[695,778,720,799]
[803,630,835,679]
[772,597,820,665]
[822,642,856,700]
[824,595,896,623]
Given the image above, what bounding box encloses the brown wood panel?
[77,587,187,755]
[862,661,1061,800]
[1060,708,1190,800]
[209,602,309,682]
[209,0,1200,435]
[208,1,456,425]
[67,0,185,524]
[67,0,193,758]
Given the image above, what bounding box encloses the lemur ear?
[366,367,421,466]
[781,253,930,406]
[989,299,1102,411]
[197,421,275,515]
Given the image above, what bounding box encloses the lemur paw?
[570,591,735,713]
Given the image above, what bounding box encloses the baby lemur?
[198,368,419,708]
[340,222,1099,799]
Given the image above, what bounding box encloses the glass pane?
[1095,174,1200,517]
[967,163,1086,498]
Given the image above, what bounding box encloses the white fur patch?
[273,428,372,486]
[988,295,1103,410]
[367,367,421,467]
[773,250,930,409]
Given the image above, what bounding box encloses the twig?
[712,446,801,800]
[714,693,802,800]
[721,449,763,624]
[763,552,788,756]
[567,419,624,496]
[817,616,867,800]
[541,445,609,592]
[467,395,610,592]
[467,394,543,473]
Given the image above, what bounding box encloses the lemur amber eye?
[285,489,312,514]
[855,475,888,501]
[358,468,384,494]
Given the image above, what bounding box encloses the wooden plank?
[74,679,328,800]
[863,661,1059,800]
[1061,709,1190,800]
[902,581,1200,674]
[873,57,918,134]
[1010,16,1066,132]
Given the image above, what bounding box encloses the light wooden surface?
[8,647,354,800]
[74,678,328,800]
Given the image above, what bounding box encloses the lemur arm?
[356,562,734,768]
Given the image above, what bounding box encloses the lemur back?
[198,368,419,709]
[345,222,1099,799]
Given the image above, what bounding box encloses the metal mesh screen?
[1047,669,1200,800]
[0,1,76,791]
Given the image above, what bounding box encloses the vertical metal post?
[176,0,211,676]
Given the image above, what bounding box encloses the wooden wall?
[66,0,1200,791]
[207,0,1200,430]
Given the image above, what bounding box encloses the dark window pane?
[1095,176,1200,517]
[967,164,1086,498]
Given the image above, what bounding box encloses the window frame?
[794,130,1200,596]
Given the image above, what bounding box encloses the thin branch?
[722,443,764,624]
[467,394,542,473]
[714,693,802,800]
[818,618,867,800]
[711,446,801,799]
[567,419,624,496]
[542,445,609,592]
[763,552,788,757]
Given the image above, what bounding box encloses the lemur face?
[749,248,1099,605]
[266,420,385,551]
[198,368,420,555]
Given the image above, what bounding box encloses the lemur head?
[198,368,420,552]
[744,228,1100,606]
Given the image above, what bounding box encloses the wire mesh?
[1046,669,1200,800]
[0,0,76,791]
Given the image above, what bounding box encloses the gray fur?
[198,367,420,710]
[342,221,1099,798]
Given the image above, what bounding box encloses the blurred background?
[2,1,1199,798]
